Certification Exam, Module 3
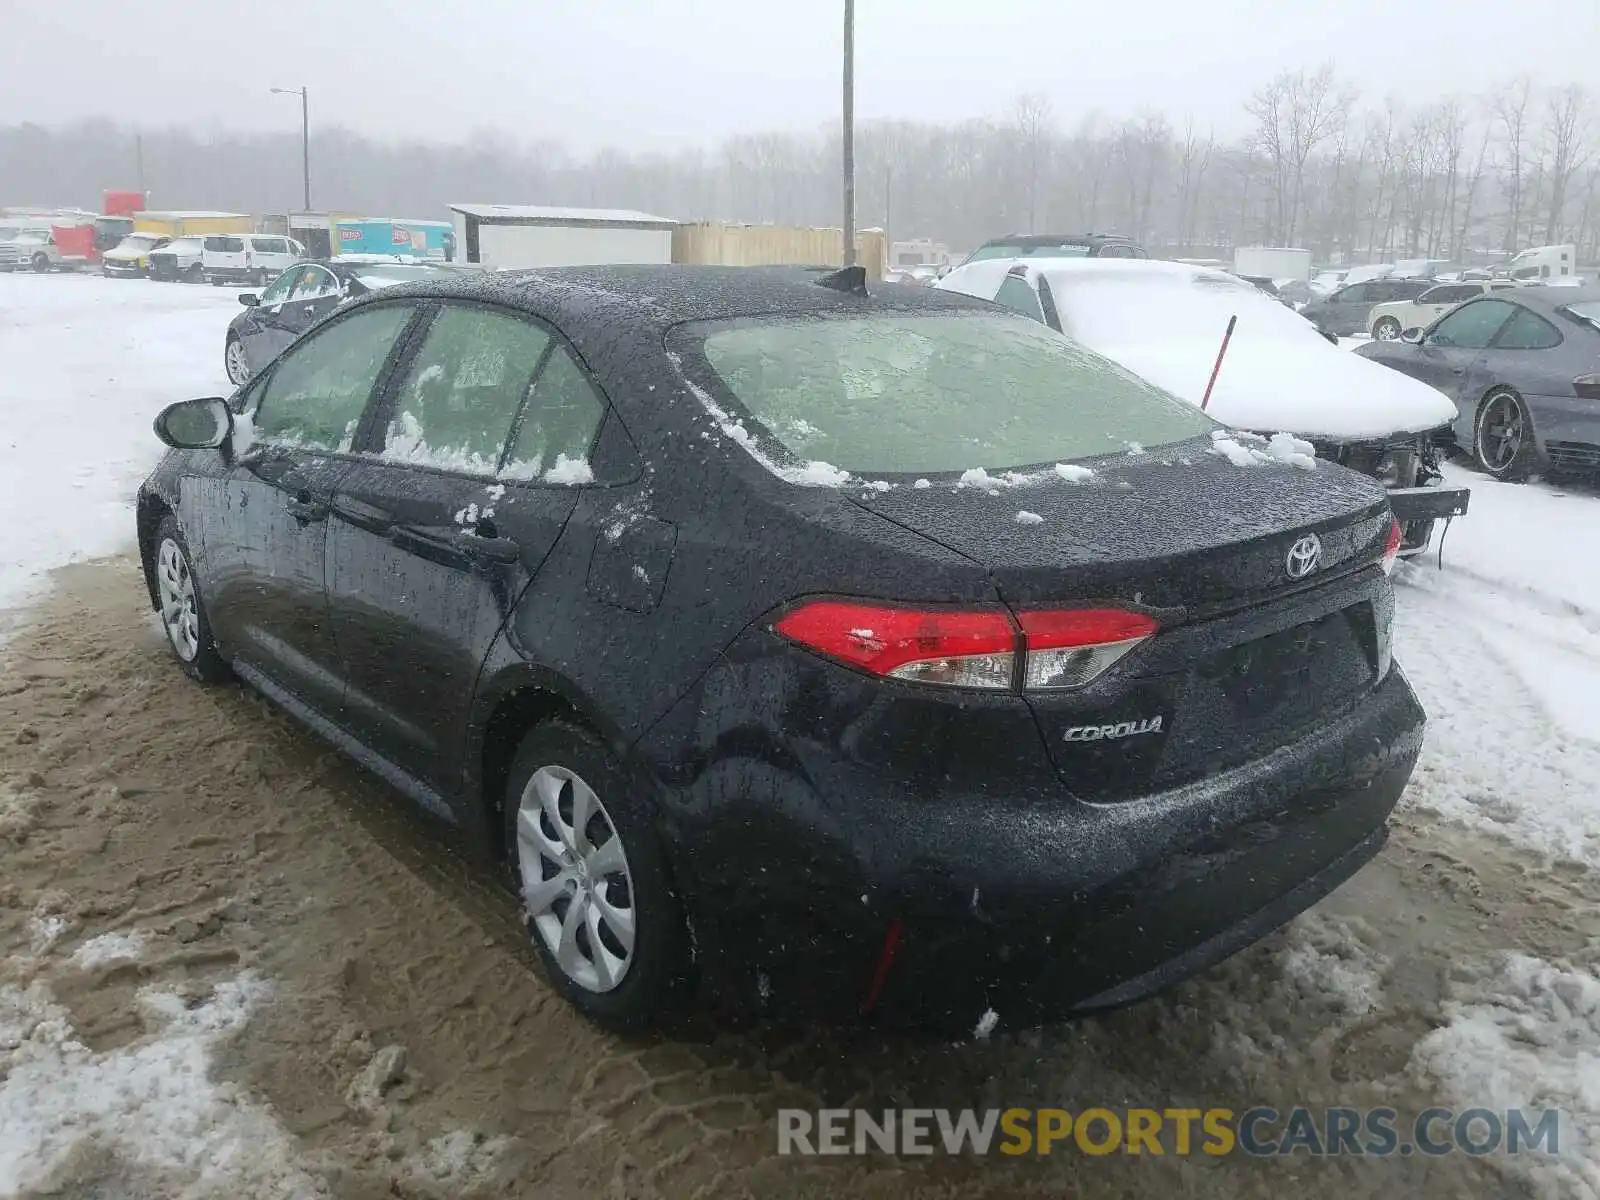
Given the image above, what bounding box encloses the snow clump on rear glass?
[671,353,856,489]
[1015,511,1044,525]
[1209,428,1317,470]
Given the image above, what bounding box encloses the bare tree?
[1541,84,1594,242]
[1245,63,1354,243]
[1011,93,1053,233]
[1492,77,1534,250]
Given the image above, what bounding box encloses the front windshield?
[684,312,1214,474]
[119,235,159,251]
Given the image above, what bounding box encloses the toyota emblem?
[1285,533,1322,579]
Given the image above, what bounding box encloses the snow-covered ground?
[0,273,238,615]
[0,271,1597,1198]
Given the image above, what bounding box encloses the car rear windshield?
[683,313,1215,475]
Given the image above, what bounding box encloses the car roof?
[1503,284,1600,312]
[355,263,996,331]
[978,233,1135,247]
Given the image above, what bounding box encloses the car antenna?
[815,265,868,295]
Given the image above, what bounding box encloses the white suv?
[203,234,304,286]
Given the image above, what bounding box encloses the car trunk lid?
[848,445,1395,797]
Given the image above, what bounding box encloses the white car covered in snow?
[937,256,1471,555]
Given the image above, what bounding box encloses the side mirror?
[238,293,259,307]
[1401,328,1424,344]
[154,398,232,450]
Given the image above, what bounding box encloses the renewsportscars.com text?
[777,1106,1562,1158]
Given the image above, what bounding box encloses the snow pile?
[974,1009,1000,1040]
[1208,429,1318,470]
[0,973,324,1197]
[70,931,151,971]
[383,412,501,477]
[958,463,1099,493]
[1408,953,1600,1197]
[541,454,595,485]
[1014,511,1044,525]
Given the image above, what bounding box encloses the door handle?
[286,492,328,523]
[391,524,520,568]
[454,531,521,563]
[329,496,393,533]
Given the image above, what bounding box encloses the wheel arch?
[467,662,635,866]
[136,491,175,609]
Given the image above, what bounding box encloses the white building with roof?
[447,204,676,269]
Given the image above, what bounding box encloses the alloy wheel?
[1373,318,1401,341]
[225,339,251,385]
[1477,392,1526,473]
[156,538,200,662]
[514,765,637,993]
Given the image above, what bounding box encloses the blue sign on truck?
[333,218,455,260]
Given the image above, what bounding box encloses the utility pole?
[134,132,145,195]
[842,0,856,267]
[271,87,311,211]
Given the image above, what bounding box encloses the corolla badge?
[1285,533,1322,579]
[1063,716,1163,743]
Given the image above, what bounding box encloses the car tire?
[1372,317,1402,341]
[224,335,252,386]
[1473,388,1538,482]
[211,277,224,287]
[150,516,231,683]
[186,263,205,283]
[503,720,688,1031]
[31,253,50,273]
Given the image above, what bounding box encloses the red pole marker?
[1201,314,1238,412]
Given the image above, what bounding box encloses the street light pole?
[842,0,856,268]
[271,87,311,211]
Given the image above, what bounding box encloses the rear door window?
[1491,307,1563,350]
[379,304,552,474]
[503,345,606,481]
[251,304,416,451]
[206,236,244,254]
[681,312,1215,475]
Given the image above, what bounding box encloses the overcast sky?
[7,0,1596,149]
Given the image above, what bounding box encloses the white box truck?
[1232,247,1313,282]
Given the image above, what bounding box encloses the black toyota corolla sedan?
[138,264,1424,1031]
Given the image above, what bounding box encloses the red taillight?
[773,600,1159,690]
[1017,608,1159,689]
[773,601,1018,689]
[1382,517,1403,575]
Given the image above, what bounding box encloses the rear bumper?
[205,266,258,281]
[645,653,1425,1028]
